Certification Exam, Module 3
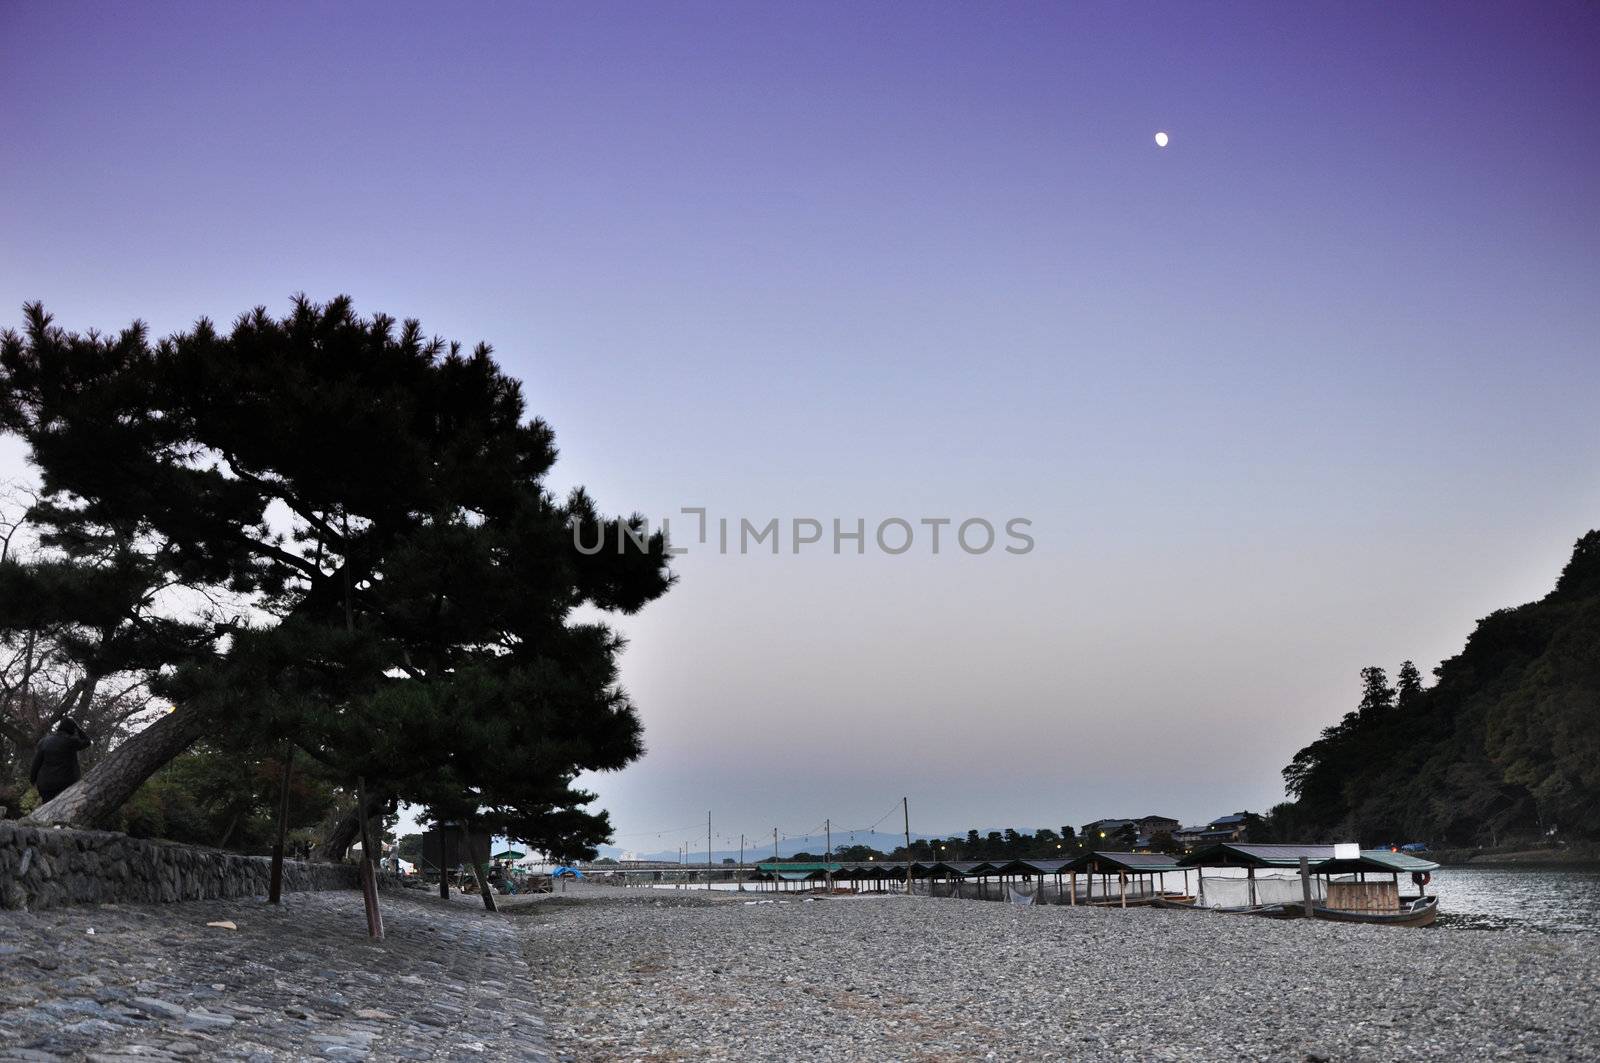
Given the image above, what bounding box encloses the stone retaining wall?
[0,820,358,910]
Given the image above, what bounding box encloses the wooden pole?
[1119,870,1127,908]
[1300,856,1315,918]
[268,744,295,905]
[1247,866,1257,907]
[738,834,744,891]
[824,819,833,893]
[706,811,712,892]
[902,797,913,894]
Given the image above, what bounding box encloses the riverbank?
[0,888,552,1061]
[1432,844,1600,866]
[517,882,1598,1061]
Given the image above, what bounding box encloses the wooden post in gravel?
[1300,856,1315,918]
[268,745,295,904]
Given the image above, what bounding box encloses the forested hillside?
[1275,532,1600,847]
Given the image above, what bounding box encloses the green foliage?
[1148,830,1179,853]
[884,827,1086,862]
[834,844,884,861]
[394,833,425,862]
[117,743,342,852]
[0,298,675,849]
[1278,532,1600,845]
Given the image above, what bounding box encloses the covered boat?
[1174,843,1441,926]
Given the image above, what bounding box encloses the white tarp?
[1197,873,1325,909]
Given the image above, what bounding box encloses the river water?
[643,864,1600,933]
[1430,865,1600,934]
[1184,863,1600,933]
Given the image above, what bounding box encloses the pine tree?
[1356,666,1396,719]
[0,298,673,836]
[1395,660,1424,711]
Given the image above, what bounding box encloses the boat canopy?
[1178,843,1440,874]
[990,857,1076,875]
[1318,850,1440,875]
[1065,851,1184,874]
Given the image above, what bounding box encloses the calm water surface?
[642,864,1600,933]
[1431,865,1600,933]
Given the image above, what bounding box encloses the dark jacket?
[30,731,92,800]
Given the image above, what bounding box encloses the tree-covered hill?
[1274,532,1600,847]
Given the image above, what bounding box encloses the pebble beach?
[520,883,1600,1061]
[3,882,1597,1061]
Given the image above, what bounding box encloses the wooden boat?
[1148,895,1297,918]
[1313,894,1438,927]
[1174,843,1444,928]
[1152,892,1437,926]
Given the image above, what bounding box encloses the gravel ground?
[6,882,1595,1061]
[0,888,551,1062]
[517,884,1600,1061]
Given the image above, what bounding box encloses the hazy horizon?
[4,3,1597,853]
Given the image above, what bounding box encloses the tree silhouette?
[0,298,672,847]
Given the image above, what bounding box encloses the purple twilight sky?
[3,3,1598,852]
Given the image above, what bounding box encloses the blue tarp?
[551,866,585,878]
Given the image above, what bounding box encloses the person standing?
[30,718,92,803]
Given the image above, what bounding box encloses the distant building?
[1136,815,1180,836]
[1174,812,1254,849]
[1207,813,1251,840]
[1081,818,1135,842]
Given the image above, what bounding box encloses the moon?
[1154,131,1170,148]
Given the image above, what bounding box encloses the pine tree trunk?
[314,786,391,862]
[462,822,497,913]
[25,701,211,828]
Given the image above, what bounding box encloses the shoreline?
[1432,846,1600,867]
